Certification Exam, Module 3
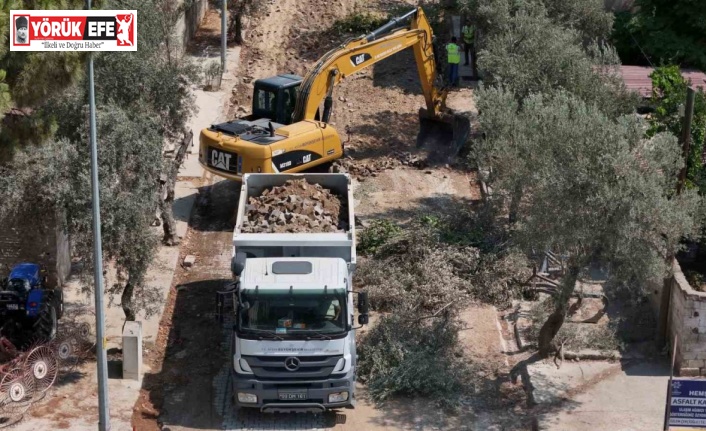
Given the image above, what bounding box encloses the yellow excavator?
[199,7,470,181]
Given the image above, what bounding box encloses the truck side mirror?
[357,291,369,315]
[358,314,369,325]
[231,252,247,277]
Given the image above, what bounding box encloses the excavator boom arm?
[292,7,445,122]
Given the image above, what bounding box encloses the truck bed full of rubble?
[241,179,348,233]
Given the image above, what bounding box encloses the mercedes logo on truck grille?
[284,357,300,371]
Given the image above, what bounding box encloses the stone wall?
[669,260,706,376]
[0,211,71,288]
[172,0,210,54]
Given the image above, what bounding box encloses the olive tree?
[473,0,635,119]
[475,87,704,356]
[228,0,266,44]
[0,0,197,322]
[461,0,613,43]
[0,0,100,157]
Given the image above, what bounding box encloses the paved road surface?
[539,360,670,431]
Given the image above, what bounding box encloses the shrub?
[356,227,476,312]
[331,12,388,36]
[203,61,222,90]
[355,219,531,311]
[357,307,472,409]
[357,219,401,256]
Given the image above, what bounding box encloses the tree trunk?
[234,13,243,44]
[160,129,193,246]
[537,263,581,357]
[121,279,136,322]
[538,305,566,357]
[508,184,522,225]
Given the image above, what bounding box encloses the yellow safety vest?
[446,43,460,64]
[462,25,475,44]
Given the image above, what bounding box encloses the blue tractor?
[0,263,63,347]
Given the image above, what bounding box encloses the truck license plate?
[5,304,18,310]
[278,391,307,401]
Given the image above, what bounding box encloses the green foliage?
[43,97,164,305]
[357,219,401,256]
[330,4,448,39]
[357,308,472,409]
[475,87,704,289]
[610,0,706,71]
[356,226,476,312]
[417,206,505,251]
[355,212,531,311]
[461,0,613,44]
[0,0,96,125]
[648,65,706,194]
[203,61,223,90]
[331,12,388,36]
[685,270,706,292]
[541,0,613,42]
[610,10,643,66]
[0,0,196,320]
[472,0,636,119]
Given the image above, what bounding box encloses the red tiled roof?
[620,65,706,98]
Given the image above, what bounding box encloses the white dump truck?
[216,173,368,413]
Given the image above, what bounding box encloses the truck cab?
[229,256,366,412]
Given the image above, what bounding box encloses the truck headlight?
[238,358,253,373]
[237,392,257,404]
[328,392,349,403]
[333,358,345,373]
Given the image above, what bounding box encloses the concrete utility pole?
[221,0,227,72]
[86,0,111,429]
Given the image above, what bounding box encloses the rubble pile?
[331,151,428,178]
[242,179,348,233]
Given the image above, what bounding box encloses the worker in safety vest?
[462,21,477,78]
[446,37,461,87]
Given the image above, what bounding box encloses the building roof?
[620,65,706,98]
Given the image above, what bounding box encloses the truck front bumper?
[233,368,356,413]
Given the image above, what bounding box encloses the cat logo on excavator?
[199,7,470,182]
[351,53,371,66]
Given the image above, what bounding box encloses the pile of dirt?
[331,151,429,178]
[241,179,348,233]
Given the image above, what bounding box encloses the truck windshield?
[239,291,347,336]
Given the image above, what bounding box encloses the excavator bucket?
[416,108,471,163]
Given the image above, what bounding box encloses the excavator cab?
[250,74,303,125]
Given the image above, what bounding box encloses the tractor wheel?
[33,303,57,343]
[55,290,64,320]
